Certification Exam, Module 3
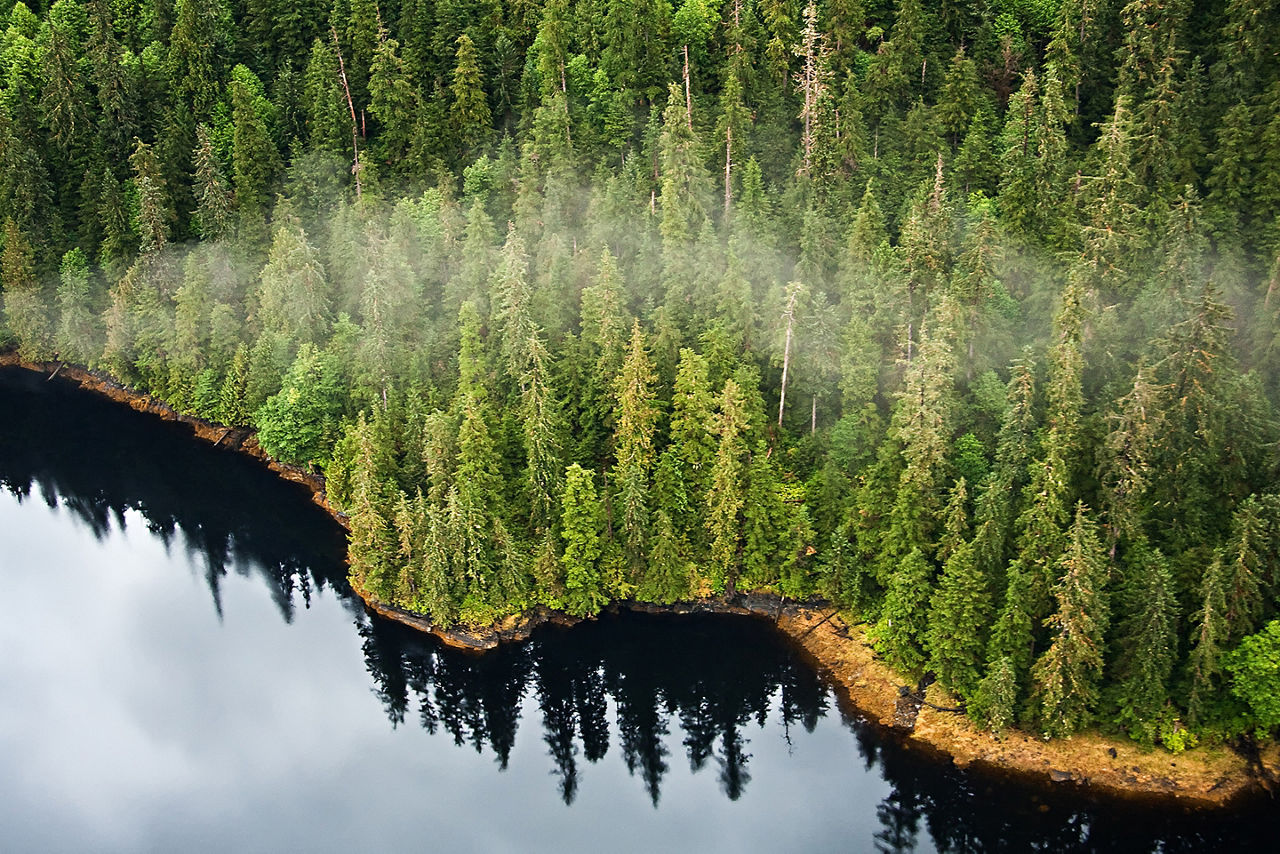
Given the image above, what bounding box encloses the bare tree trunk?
[778,283,802,427]
[683,45,693,131]
[331,26,362,201]
[724,124,733,215]
[811,393,817,435]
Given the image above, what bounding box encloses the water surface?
[1,366,1275,852]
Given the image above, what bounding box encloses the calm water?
[1,366,1275,852]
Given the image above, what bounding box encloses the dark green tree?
[1029,504,1111,738]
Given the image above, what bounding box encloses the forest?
[1,0,1278,749]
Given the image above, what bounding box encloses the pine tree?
[935,47,980,147]
[717,0,753,216]
[302,37,349,155]
[86,0,131,164]
[520,334,564,531]
[1101,364,1165,549]
[369,32,421,167]
[640,508,696,603]
[575,247,627,461]
[1149,282,1243,555]
[347,412,398,599]
[97,168,135,277]
[168,0,225,121]
[668,348,717,548]
[41,14,91,161]
[659,82,712,304]
[1187,550,1230,727]
[969,655,1019,735]
[1221,497,1273,642]
[257,216,332,351]
[793,0,830,179]
[1005,279,1086,633]
[880,302,957,569]
[926,534,990,698]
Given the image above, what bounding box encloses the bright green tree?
[560,463,609,617]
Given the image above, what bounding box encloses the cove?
[1,365,1277,852]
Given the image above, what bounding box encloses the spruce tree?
[257,216,332,351]
[611,321,660,572]
[128,140,173,254]
[230,67,282,235]
[450,34,491,160]
[1,218,50,360]
[1029,504,1111,738]
[1187,550,1230,728]
[192,124,234,239]
[875,546,934,676]
[54,247,98,365]
[707,378,749,593]
[926,535,990,698]
[1111,544,1178,746]
[560,463,608,617]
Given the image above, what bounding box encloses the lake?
[1,366,1275,852]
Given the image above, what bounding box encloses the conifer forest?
[1,0,1279,750]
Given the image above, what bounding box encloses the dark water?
[1,366,1276,852]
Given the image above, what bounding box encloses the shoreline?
[4,353,1274,808]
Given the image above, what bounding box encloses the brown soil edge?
[6,352,1276,809]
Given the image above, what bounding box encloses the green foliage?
[927,535,992,699]
[253,343,344,467]
[0,0,1278,749]
[873,546,934,675]
[1111,545,1178,747]
[560,463,609,617]
[1029,504,1110,738]
[1226,621,1280,732]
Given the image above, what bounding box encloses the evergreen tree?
[1111,544,1178,746]
[128,140,173,254]
[450,34,491,160]
[875,546,934,675]
[1029,504,1111,738]
[230,67,283,234]
[347,412,398,598]
[611,321,660,571]
[54,247,98,365]
[369,32,421,167]
[707,378,749,593]
[192,124,234,239]
[926,534,990,698]
[560,463,609,617]
[1,218,50,360]
[667,348,717,548]
[256,216,332,351]
[1187,549,1230,728]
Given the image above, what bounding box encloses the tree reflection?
[0,368,351,628]
[6,368,1279,849]
[355,613,826,806]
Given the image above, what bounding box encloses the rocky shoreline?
[5,352,1274,808]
